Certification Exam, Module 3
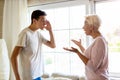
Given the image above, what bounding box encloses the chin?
[39,27,43,30]
[84,32,87,35]
[86,33,90,35]
[40,28,43,30]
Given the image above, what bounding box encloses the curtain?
[2,0,28,80]
[0,39,10,80]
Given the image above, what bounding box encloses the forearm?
[48,29,56,48]
[77,52,88,65]
[79,45,85,53]
[11,46,21,80]
[11,57,20,80]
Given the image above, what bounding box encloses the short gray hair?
[85,14,101,31]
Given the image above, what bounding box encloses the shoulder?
[95,36,105,42]
[19,27,30,36]
[94,36,107,46]
[20,28,29,34]
[96,37,103,42]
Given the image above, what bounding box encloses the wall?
[0,0,4,38]
[0,0,69,38]
[28,0,69,6]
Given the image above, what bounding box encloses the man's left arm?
[44,20,56,48]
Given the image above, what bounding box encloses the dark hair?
[31,10,46,24]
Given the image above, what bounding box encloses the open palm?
[63,47,79,53]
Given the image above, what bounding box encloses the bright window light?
[96,0,120,76]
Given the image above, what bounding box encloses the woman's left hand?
[63,47,79,53]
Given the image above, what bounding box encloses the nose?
[82,25,85,29]
[43,21,47,26]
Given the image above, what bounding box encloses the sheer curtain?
[2,0,28,80]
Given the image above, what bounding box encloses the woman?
[63,14,109,80]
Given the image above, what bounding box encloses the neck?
[29,24,38,31]
[92,31,101,39]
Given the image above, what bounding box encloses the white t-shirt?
[16,28,47,80]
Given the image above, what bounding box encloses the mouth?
[83,30,86,32]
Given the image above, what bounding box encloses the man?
[11,10,56,80]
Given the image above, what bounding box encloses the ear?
[89,25,94,30]
[33,19,36,23]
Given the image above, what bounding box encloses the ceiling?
[27,0,114,6]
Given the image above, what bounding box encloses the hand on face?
[44,20,52,31]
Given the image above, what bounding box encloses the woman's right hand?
[71,39,82,47]
[72,39,85,52]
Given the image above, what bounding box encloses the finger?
[46,20,51,25]
[71,39,75,42]
[79,39,82,43]
[63,47,69,50]
[71,47,76,50]
[64,48,70,51]
[72,39,78,43]
[79,39,81,41]
[63,47,72,51]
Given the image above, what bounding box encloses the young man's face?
[36,16,47,30]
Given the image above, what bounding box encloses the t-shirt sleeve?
[40,34,47,44]
[16,32,26,47]
[86,38,106,71]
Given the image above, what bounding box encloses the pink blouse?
[84,36,109,80]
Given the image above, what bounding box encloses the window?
[42,5,86,76]
[96,0,120,77]
[28,0,120,78]
[28,1,88,77]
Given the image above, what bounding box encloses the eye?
[41,19,46,22]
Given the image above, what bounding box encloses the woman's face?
[83,20,92,35]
